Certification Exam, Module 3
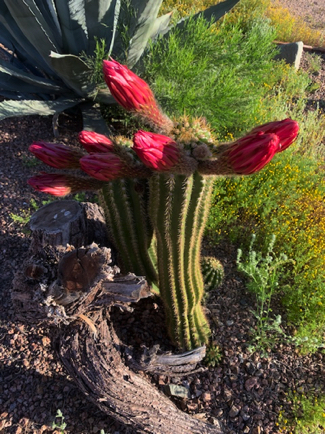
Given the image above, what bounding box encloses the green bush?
[142,8,325,351]
[143,14,281,138]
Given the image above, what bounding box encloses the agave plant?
[0,0,240,131]
[28,58,299,350]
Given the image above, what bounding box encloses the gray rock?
[274,41,304,69]
[163,384,191,399]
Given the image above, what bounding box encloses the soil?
[1,3,325,434]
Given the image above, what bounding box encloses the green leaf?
[126,0,163,68]
[49,52,95,96]
[0,97,82,120]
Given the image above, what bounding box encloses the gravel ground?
[1,4,325,434]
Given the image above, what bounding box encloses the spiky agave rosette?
[28,59,299,349]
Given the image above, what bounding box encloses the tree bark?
[12,200,224,434]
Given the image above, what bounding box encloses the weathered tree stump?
[12,201,223,434]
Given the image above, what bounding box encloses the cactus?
[28,59,299,350]
[201,256,225,291]
[100,178,158,286]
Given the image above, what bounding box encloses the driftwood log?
[12,200,223,434]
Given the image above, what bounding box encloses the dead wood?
[11,200,224,434]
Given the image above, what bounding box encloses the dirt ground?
[0,2,325,434]
[276,0,325,37]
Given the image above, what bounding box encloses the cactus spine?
[149,172,214,349]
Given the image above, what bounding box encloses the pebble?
[245,376,259,391]
[202,391,212,402]
[229,405,240,418]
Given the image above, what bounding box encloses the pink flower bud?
[103,59,173,132]
[103,59,156,111]
[28,173,102,196]
[133,130,180,171]
[228,132,280,175]
[80,152,126,181]
[250,118,299,152]
[78,131,114,153]
[29,142,83,169]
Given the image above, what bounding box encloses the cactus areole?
[28,59,299,350]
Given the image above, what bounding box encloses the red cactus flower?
[103,59,172,132]
[228,132,280,175]
[250,118,299,152]
[28,173,101,196]
[78,131,114,153]
[29,142,83,169]
[80,152,126,181]
[133,130,180,171]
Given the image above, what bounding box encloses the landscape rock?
[163,384,191,399]
[274,41,304,69]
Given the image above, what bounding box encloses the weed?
[278,390,325,433]
[236,234,294,354]
[51,409,67,433]
[81,38,109,87]
[304,52,322,74]
[204,344,223,367]
[10,198,51,226]
[21,155,40,168]
[10,211,31,226]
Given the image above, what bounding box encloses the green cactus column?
[149,172,214,349]
[99,178,158,286]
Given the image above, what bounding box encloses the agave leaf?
[0,97,82,121]
[80,102,113,135]
[33,0,63,47]
[126,0,164,68]
[0,58,65,93]
[0,90,36,99]
[3,0,59,61]
[149,12,173,40]
[85,0,121,55]
[0,6,55,75]
[95,88,116,105]
[0,45,11,61]
[176,0,241,29]
[54,0,88,55]
[198,0,240,21]
[0,75,64,96]
[49,52,95,97]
